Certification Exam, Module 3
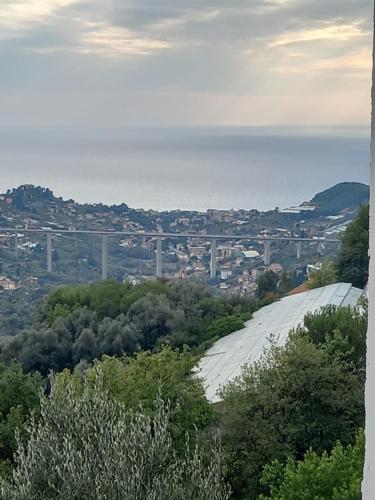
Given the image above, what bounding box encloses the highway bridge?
[0,227,341,280]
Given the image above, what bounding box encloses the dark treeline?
[0,279,256,375]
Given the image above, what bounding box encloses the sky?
[0,0,373,127]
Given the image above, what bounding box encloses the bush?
[259,430,364,500]
[294,304,367,372]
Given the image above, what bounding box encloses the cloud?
[79,24,172,57]
[149,9,223,32]
[0,0,372,126]
[269,20,370,47]
[273,46,372,76]
[0,0,80,27]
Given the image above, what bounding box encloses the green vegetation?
[337,204,369,288]
[0,208,369,498]
[0,363,42,476]
[219,304,366,499]
[259,430,364,500]
[0,373,230,500]
[311,182,369,217]
[256,271,279,300]
[72,347,213,446]
[0,293,367,498]
[307,259,338,289]
[295,304,367,372]
[277,271,294,296]
[0,279,256,375]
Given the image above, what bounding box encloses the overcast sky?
[0,0,372,127]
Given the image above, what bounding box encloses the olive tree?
[0,373,230,500]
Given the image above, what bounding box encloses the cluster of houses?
[0,184,349,297]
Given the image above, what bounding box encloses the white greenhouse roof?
[196,283,363,403]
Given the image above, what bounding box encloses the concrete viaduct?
[0,227,340,281]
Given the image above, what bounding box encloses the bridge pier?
[296,241,302,259]
[102,235,108,280]
[47,233,53,273]
[156,237,162,278]
[14,231,18,258]
[263,240,271,266]
[210,239,217,280]
[317,241,324,256]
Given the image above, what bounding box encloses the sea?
[0,125,370,212]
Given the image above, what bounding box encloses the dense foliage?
[295,304,367,372]
[259,430,364,500]
[70,347,213,446]
[219,304,366,499]
[0,363,42,477]
[0,298,367,498]
[0,279,255,375]
[256,271,279,300]
[336,204,369,288]
[0,373,230,500]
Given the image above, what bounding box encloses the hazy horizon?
[1,125,369,212]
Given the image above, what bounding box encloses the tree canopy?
[256,271,279,300]
[336,205,369,288]
[0,373,230,500]
[0,363,42,476]
[0,279,255,375]
[219,305,365,499]
[70,346,213,446]
[259,430,364,500]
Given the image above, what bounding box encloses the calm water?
[0,126,370,212]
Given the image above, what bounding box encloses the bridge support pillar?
[156,237,162,278]
[263,240,271,266]
[47,233,53,273]
[210,239,217,280]
[317,242,324,256]
[14,232,18,258]
[102,235,108,280]
[296,241,302,259]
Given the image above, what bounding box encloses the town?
[0,182,368,336]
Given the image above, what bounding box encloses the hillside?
[311,182,369,216]
[0,182,368,337]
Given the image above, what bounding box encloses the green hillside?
[311,182,369,216]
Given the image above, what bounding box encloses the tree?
[219,336,364,499]
[294,304,367,373]
[336,205,369,288]
[80,346,214,446]
[126,293,185,350]
[307,259,338,289]
[256,271,279,300]
[0,279,256,374]
[259,430,364,500]
[278,271,293,296]
[0,363,42,477]
[0,374,230,500]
